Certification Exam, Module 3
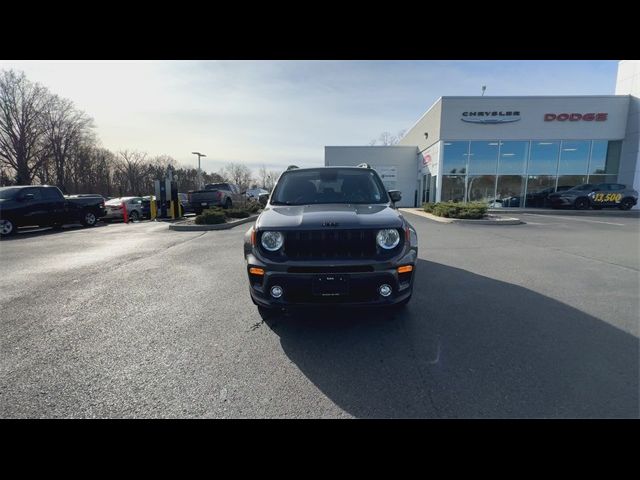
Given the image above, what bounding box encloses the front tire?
[224,198,232,209]
[81,211,98,227]
[574,197,590,210]
[128,210,140,222]
[619,198,635,210]
[0,219,16,237]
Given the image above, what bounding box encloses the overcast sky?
[0,60,619,173]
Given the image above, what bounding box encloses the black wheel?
[128,210,140,222]
[81,211,97,227]
[224,198,232,209]
[574,197,590,210]
[619,198,635,210]
[0,219,16,237]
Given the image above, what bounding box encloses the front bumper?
[245,249,417,308]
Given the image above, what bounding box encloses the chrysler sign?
[461,111,521,124]
[544,112,608,122]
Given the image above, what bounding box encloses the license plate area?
[312,274,349,297]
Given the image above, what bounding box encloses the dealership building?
[325,60,640,208]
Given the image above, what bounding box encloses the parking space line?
[522,213,626,226]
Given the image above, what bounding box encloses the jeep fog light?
[379,284,392,297]
[270,285,283,298]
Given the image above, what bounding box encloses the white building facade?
[325,61,640,209]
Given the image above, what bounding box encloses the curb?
[400,208,523,225]
[169,215,258,231]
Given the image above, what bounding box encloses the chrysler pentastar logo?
[461,111,521,124]
[322,221,339,227]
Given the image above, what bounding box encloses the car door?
[592,184,614,207]
[18,187,47,226]
[130,197,143,216]
[42,187,66,224]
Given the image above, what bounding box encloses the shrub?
[422,202,435,213]
[245,202,262,213]
[225,208,251,218]
[425,201,487,219]
[195,209,226,225]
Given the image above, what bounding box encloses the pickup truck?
[188,182,246,214]
[0,185,106,237]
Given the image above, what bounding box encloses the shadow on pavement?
[261,259,639,418]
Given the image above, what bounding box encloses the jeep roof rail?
[357,163,372,168]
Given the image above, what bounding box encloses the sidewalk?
[488,208,640,217]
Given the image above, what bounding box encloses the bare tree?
[0,70,52,184]
[115,150,148,195]
[43,95,95,193]
[223,162,253,191]
[369,130,406,146]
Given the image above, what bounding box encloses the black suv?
[548,183,638,210]
[243,166,418,313]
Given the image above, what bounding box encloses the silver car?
[103,197,144,221]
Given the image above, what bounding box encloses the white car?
[245,188,269,201]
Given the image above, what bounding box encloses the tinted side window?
[594,184,610,191]
[42,188,62,200]
[610,184,625,191]
[22,188,43,200]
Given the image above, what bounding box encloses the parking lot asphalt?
[1,215,638,418]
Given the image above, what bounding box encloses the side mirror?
[388,190,402,203]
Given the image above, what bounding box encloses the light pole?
[192,152,206,189]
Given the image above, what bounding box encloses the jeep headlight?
[376,228,400,250]
[261,231,284,251]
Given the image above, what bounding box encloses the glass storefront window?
[442,142,469,174]
[589,140,621,175]
[558,141,590,175]
[468,141,499,175]
[437,139,620,207]
[557,175,588,190]
[441,175,465,202]
[524,175,557,208]
[528,141,560,175]
[466,175,496,203]
[498,141,528,175]
[586,174,617,185]
[495,176,525,208]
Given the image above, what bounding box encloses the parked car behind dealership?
[189,183,245,214]
[548,183,638,210]
[103,197,144,221]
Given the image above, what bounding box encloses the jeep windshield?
[270,168,390,205]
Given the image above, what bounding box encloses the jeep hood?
[256,204,404,230]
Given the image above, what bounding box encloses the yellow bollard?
[170,200,176,219]
[150,199,157,220]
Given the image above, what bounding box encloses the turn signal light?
[251,227,257,246]
[397,265,413,274]
[249,267,265,276]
